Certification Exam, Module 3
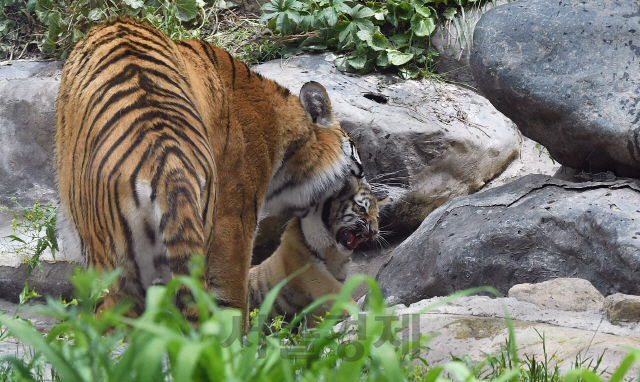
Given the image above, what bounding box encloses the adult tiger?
[248,176,388,325]
[54,16,364,319]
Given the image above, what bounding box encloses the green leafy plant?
[0,199,58,275]
[0,254,519,382]
[0,0,43,59]
[33,0,209,58]
[535,142,556,165]
[0,263,637,381]
[261,0,487,78]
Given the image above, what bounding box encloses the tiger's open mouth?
[337,228,369,249]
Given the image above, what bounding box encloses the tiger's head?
[300,176,388,254]
[262,82,364,219]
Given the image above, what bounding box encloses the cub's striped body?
[248,177,387,324]
[55,16,363,317]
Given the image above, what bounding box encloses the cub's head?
[320,177,388,252]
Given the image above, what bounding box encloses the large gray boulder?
[255,53,520,238]
[470,0,640,177]
[0,61,62,207]
[430,0,509,89]
[377,174,640,305]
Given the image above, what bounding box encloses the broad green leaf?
[334,56,352,72]
[357,30,387,51]
[376,51,389,67]
[347,3,362,17]
[339,31,356,50]
[87,8,103,21]
[26,0,37,13]
[260,1,276,12]
[346,54,367,70]
[279,44,303,57]
[354,6,374,19]
[286,0,303,10]
[356,29,372,44]
[387,49,413,65]
[0,20,13,36]
[334,1,351,13]
[410,14,435,37]
[35,0,53,26]
[389,33,406,46]
[175,0,199,21]
[123,0,145,8]
[72,28,84,42]
[300,13,313,30]
[260,7,278,22]
[414,5,430,17]
[337,21,356,42]
[275,12,292,34]
[396,2,413,21]
[370,33,388,51]
[285,9,301,24]
[443,7,457,20]
[354,18,374,33]
[398,65,418,79]
[47,11,62,35]
[320,7,339,26]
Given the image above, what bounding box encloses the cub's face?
[321,177,387,251]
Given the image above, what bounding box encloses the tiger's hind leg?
[152,167,214,321]
[120,167,213,322]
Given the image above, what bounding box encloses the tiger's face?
[321,177,387,252]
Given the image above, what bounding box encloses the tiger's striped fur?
[248,177,387,324]
[54,16,364,318]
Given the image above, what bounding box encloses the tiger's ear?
[376,194,390,210]
[299,81,336,127]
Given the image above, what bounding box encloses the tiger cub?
[54,16,364,318]
[248,176,387,324]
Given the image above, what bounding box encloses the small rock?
[508,278,604,312]
[604,294,640,324]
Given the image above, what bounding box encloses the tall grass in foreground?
[0,257,637,382]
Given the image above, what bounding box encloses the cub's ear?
[376,194,390,210]
[370,183,391,210]
[299,81,336,127]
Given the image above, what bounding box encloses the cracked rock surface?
[376,174,640,305]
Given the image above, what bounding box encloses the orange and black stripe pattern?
[56,17,217,313]
[247,177,386,325]
[55,16,364,318]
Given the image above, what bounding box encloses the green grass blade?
[171,342,205,382]
[238,265,310,377]
[0,314,85,382]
